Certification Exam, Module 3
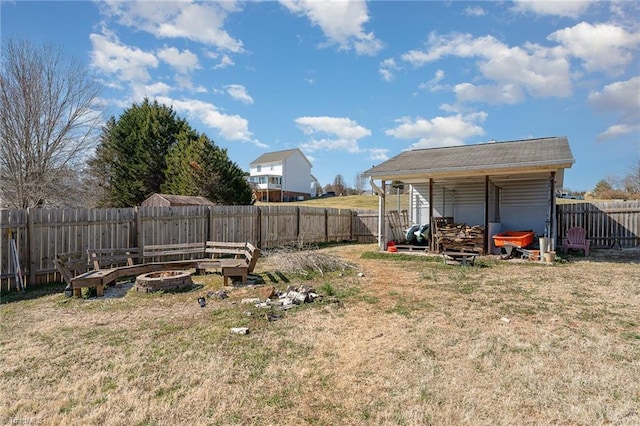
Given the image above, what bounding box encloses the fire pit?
[135,270,193,293]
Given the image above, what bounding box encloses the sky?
[2,0,639,193]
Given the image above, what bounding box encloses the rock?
[297,285,315,293]
[265,313,282,321]
[261,285,277,299]
[308,292,321,302]
[197,296,206,308]
[248,274,265,284]
[357,272,365,277]
[241,298,261,304]
[208,290,228,299]
[500,317,510,323]
[243,310,253,317]
[230,327,249,335]
[287,291,308,305]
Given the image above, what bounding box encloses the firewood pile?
[435,223,485,254]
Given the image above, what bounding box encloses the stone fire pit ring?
[135,270,193,293]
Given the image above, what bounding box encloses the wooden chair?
[562,227,590,256]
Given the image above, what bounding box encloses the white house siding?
[250,163,283,176]
[283,152,311,195]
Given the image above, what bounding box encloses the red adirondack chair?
[562,227,589,256]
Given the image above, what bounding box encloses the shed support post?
[378,181,386,250]
[429,178,434,252]
[484,175,490,255]
[549,172,556,251]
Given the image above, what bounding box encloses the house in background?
[248,148,314,202]
[364,137,575,253]
[141,193,215,207]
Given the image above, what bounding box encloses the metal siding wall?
[433,183,455,218]
[451,181,485,226]
[410,184,430,224]
[499,179,550,235]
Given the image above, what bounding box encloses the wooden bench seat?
[57,241,261,297]
[442,251,477,266]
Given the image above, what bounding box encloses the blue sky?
[3,1,639,192]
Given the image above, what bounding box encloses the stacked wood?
[435,223,484,254]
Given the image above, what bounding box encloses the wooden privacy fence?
[557,200,640,249]
[0,206,379,290]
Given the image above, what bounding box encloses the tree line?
[0,39,251,209]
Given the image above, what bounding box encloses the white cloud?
[99,0,244,52]
[385,113,487,149]
[549,22,640,74]
[588,77,640,141]
[368,148,389,161]
[301,138,361,153]
[463,6,486,17]
[89,32,158,83]
[225,84,254,104]
[215,54,235,69]
[157,46,200,74]
[588,77,640,113]
[379,58,399,82]
[280,0,383,55]
[596,124,640,141]
[295,116,371,152]
[295,116,371,139]
[131,81,173,100]
[454,82,525,105]
[512,0,593,18]
[418,69,446,92]
[401,32,572,103]
[155,96,265,147]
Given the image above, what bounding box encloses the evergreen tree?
[161,129,252,204]
[89,99,187,207]
[90,98,252,206]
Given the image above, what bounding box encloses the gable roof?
[364,137,574,181]
[144,193,215,206]
[250,148,312,167]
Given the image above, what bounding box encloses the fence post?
[206,206,212,242]
[27,207,35,286]
[256,207,262,249]
[135,206,143,254]
[350,210,355,241]
[296,207,301,241]
[325,209,329,243]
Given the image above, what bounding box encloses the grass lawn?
[256,193,410,211]
[1,244,638,425]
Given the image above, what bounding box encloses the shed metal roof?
[144,193,215,206]
[364,137,574,180]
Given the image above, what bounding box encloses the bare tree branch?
[0,39,102,208]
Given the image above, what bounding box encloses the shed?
[364,137,575,253]
[141,193,216,207]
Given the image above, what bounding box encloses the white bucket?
[539,237,548,257]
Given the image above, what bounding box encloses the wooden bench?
[204,242,261,285]
[54,249,148,297]
[442,251,477,266]
[54,252,92,297]
[58,242,261,297]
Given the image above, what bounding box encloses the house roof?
[145,193,215,206]
[364,137,574,181]
[250,148,312,167]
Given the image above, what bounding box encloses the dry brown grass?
[1,245,639,425]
